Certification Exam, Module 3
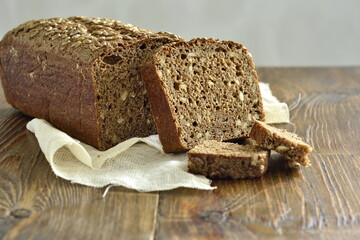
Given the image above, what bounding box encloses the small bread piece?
[188,140,269,179]
[249,120,313,166]
[141,38,264,153]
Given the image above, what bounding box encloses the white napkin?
[26,82,289,192]
[259,82,290,123]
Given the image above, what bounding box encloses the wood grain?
[155,67,360,239]
[0,110,159,239]
[1,67,360,239]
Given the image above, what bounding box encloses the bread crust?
[141,57,187,153]
[0,35,101,148]
[0,17,182,150]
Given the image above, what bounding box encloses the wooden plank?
[0,99,159,239]
[155,67,360,239]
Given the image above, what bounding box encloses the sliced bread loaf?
[249,120,313,166]
[188,140,269,179]
[0,17,182,150]
[141,38,264,153]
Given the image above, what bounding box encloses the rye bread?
[141,38,264,153]
[0,17,182,150]
[249,120,313,166]
[188,140,269,179]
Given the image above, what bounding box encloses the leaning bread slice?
[188,140,269,179]
[141,38,264,153]
[249,120,313,166]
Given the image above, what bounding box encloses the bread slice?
[141,38,264,153]
[249,120,313,166]
[188,140,269,179]
[0,17,182,150]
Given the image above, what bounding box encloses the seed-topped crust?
[0,17,182,150]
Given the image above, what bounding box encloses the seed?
[29,30,39,37]
[257,158,265,165]
[179,97,188,103]
[51,33,61,40]
[251,157,257,166]
[196,133,203,139]
[179,83,187,91]
[117,118,124,124]
[275,145,290,152]
[89,45,100,51]
[234,130,241,135]
[10,47,18,57]
[207,80,214,87]
[204,131,210,140]
[235,120,242,126]
[239,91,244,101]
[120,91,128,101]
[94,40,102,47]
[71,41,82,48]
[61,40,71,46]
[44,31,54,36]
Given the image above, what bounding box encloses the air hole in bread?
[139,43,147,49]
[181,54,187,59]
[103,55,121,65]
[174,82,180,90]
[215,47,226,52]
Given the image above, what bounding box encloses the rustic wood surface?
[0,67,359,239]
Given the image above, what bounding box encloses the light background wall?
[1,0,359,66]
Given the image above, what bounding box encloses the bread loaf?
[141,38,264,153]
[188,140,269,179]
[249,120,313,166]
[0,17,182,150]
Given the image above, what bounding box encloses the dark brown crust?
[188,151,269,179]
[0,17,182,150]
[0,36,101,148]
[141,57,187,153]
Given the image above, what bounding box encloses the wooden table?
[0,67,359,240]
